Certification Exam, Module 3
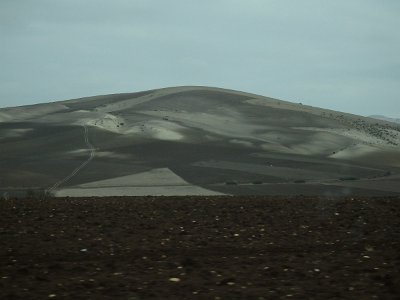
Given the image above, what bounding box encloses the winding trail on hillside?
[47,125,96,194]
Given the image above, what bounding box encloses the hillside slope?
[1,86,400,196]
[369,115,400,125]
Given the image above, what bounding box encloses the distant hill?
[1,86,400,197]
[369,115,400,124]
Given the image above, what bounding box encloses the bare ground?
[1,196,400,299]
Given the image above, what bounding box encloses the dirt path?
[47,125,95,194]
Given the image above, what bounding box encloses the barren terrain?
[1,86,400,197]
[1,196,399,299]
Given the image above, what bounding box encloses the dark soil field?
[1,196,400,299]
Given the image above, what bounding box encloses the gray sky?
[1,0,399,117]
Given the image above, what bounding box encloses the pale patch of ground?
[330,144,379,160]
[293,127,391,146]
[333,148,400,168]
[251,152,384,172]
[127,120,184,141]
[69,149,128,159]
[139,109,267,141]
[0,128,33,139]
[69,149,90,155]
[260,143,299,154]
[0,112,11,122]
[73,111,185,141]
[83,113,125,133]
[259,131,296,143]
[229,139,254,147]
[261,132,346,156]
[94,86,200,114]
[78,168,189,188]
[55,168,223,196]
[289,127,400,162]
[55,186,223,197]
[73,110,91,113]
[193,160,341,181]
[0,103,68,122]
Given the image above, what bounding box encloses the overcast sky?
[1,0,399,117]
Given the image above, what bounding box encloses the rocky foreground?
[1,196,399,299]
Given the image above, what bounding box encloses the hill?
[369,115,400,125]
[1,86,400,197]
